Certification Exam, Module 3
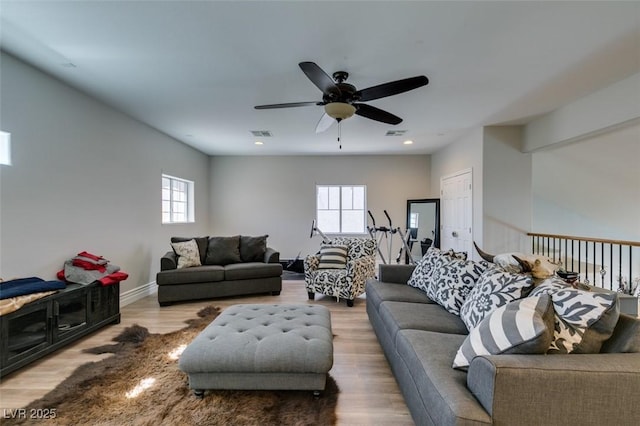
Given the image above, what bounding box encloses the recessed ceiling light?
[403,140,414,145]
[254,141,264,145]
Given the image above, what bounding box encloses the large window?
[162,174,195,224]
[316,185,366,234]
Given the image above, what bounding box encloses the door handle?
[452,231,458,237]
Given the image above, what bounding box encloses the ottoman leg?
[346,299,354,307]
[308,292,315,300]
[194,389,205,399]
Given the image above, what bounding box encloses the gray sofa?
[156,235,282,306]
[366,264,640,426]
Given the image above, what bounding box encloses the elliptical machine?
[368,210,415,265]
[309,219,332,244]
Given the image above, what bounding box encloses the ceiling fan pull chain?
[338,120,342,150]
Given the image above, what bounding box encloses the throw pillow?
[453,295,555,369]
[529,278,619,354]
[430,258,489,315]
[407,247,444,293]
[239,235,268,262]
[171,236,208,265]
[170,239,202,269]
[460,268,534,331]
[204,236,242,265]
[317,245,349,269]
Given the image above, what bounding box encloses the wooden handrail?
[527,232,640,247]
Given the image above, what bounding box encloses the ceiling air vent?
[251,130,273,137]
[385,130,407,136]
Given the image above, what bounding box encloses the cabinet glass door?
[56,292,87,338]
[5,304,50,362]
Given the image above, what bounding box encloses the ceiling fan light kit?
[324,102,356,120]
[255,61,429,136]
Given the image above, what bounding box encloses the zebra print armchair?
[304,237,377,307]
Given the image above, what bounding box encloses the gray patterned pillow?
[430,259,489,316]
[460,268,534,331]
[170,239,202,269]
[529,278,619,354]
[407,247,443,293]
[453,295,555,369]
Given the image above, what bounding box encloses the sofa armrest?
[378,264,416,284]
[467,353,640,425]
[160,251,177,271]
[264,247,280,264]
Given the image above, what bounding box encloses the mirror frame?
[406,198,440,250]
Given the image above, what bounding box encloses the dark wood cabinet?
[0,282,120,378]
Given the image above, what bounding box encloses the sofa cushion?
[396,329,492,425]
[379,301,468,342]
[430,259,489,316]
[317,245,348,269]
[239,235,268,262]
[156,265,225,285]
[205,236,242,265]
[170,239,202,269]
[453,295,555,369]
[224,262,282,281]
[171,236,208,265]
[460,268,534,331]
[366,281,434,308]
[529,278,619,354]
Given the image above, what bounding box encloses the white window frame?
[316,184,367,234]
[162,174,195,224]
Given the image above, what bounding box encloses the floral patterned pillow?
[529,278,619,354]
[460,268,534,331]
[430,259,489,315]
[171,239,202,269]
[407,247,442,293]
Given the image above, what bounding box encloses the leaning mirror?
[406,198,440,262]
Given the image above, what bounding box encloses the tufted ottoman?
[179,304,333,396]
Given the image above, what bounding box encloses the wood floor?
[0,280,414,425]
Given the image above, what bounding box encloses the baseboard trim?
[120,281,157,307]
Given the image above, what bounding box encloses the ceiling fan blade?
[299,62,341,97]
[315,112,335,133]
[354,103,403,125]
[255,101,320,109]
[356,76,428,102]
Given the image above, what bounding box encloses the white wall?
[524,72,640,152]
[482,126,532,254]
[430,128,484,253]
[532,121,640,241]
[0,53,211,298]
[209,155,430,260]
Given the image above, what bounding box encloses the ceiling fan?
[255,62,429,133]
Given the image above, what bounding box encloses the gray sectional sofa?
[366,263,640,426]
[156,235,282,306]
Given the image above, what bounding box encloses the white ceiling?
[1,1,639,156]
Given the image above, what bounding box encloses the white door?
[440,169,473,257]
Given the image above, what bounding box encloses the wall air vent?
[385,130,407,136]
[250,130,273,137]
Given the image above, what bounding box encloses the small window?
[316,185,366,234]
[162,174,194,224]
